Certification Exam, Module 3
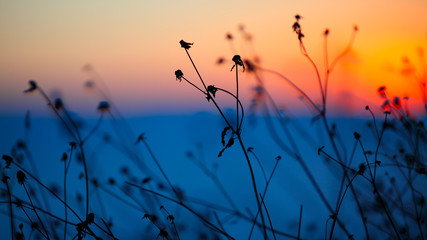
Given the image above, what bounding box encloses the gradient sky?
[1,0,426,116]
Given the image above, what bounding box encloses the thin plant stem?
[259,194,276,240]
[299,41,325,108]
[357,139,402,240]
[248,156,280,240]
[329,172,359,240]
[81,113,104,144]
[235,64,240,132]
[141,138,178,198]
[5,181,15,240]
[182,76,207,95]
[297,205,303,240]
[248,149,267,183]
[125,181,235,240]
[23,183,50,239]
[62,108,90,217]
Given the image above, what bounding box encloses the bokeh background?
[1,0,427,239]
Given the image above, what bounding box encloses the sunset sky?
[1,0,426,116]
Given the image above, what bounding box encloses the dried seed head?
[157,229,168,239]
[55,98,63,110]
[24,80,38,93]
[175,70,184,81]
[17,171,27,185]
[2,175,10,184]
[2,155,13,168]
[69,142,76,149]
[324,28,329,36]
[207,85,218,98]
[179,40,193,49]
[232,55,244,66]
[244,59,256,72]
[97,101,110,112]
[353,132,361,140]
[61,153,68,162]
[86,213,95,224]
[358,163,366,175]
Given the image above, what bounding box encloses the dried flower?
[292,15,304,40]
[226,33,233,40]
[17,171,27,185]
[358,163,366,175]
[157,229,168,239]
[167,214,175,223]
[207,85,218,98]
[54,98,63,110]
[69,142,76,149]
[353,132,361,140]
[2,155,13,168]
[180,40,193,50]
[217,57,225,65]
[97,101,110,112]
[324,28,329,36]
[378,86,386,97]
[61,153,68,162]
[244,59,256,72]
[232,55,244,66]
[23,80,37,93]
[86,213,95,224]
[175,70,184,81]
[2,175,10,184]
[142,177,151,184]
[84,80,95,89]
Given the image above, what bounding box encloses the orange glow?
[0,1,426,116]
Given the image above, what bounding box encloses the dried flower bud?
[2,175,10,184]
[324,29,329,36]
[2,155,13,168]
[24,80,38,93]
[353,132,360,140]
[179,40,193,50]
[231,55,245,71]
[86,213,95,224]
[157,229,168,239]
[207,85,218,98]
[175,70,184,81]
[61,153,68,162]
[358,163,366,175]
[244,59,256,72]
[17,171,27,185]
[217,57,225,65]
[55,98,63,110]
[97,101,110,112]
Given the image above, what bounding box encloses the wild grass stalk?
[176,41,268,238]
